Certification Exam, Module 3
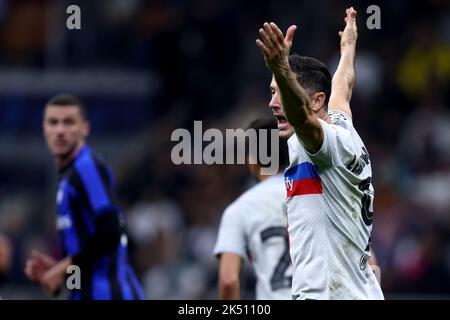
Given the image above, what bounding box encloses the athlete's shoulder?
[222,185,257,219]
[72,144,114,192]
[74,145,108,172]
[328,110,353,129]
[224,175,284,217]
[241,174,284,201]
[328,111,365,145]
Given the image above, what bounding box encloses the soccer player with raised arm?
[256,8,384,299]
[25,94,144,300]
[214,118,293,300]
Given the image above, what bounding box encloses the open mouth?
[275,115,288,125]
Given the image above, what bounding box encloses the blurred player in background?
[256,8,384,299]
[25,94,143,300]
[214,118,293,299]
[0,233,12,286]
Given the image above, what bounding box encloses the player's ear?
[311,92,326,113]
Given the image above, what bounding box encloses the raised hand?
[338,7,358,52]
[256,22,297,75]
[328,7,359,117]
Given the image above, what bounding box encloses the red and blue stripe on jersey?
[284,162,323,197]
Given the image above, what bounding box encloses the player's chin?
[50,144,70,157]
[278,126,294,139]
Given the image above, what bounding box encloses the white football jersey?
[284,111,384,300]
[214,174,293,299]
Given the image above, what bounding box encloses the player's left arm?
[218,253,243,300]
[328,7,358,118]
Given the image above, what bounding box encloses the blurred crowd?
[1,0,450,299]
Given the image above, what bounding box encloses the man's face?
[269,77,295,139]
[43,105,89,159]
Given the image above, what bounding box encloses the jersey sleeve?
[304,114,357,171]
[213,204,247,259]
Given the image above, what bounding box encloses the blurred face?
[43,105,89,161]
[269,77,294,139]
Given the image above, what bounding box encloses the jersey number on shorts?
[260,227,292,291]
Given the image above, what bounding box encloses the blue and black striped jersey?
[56,144,143,300]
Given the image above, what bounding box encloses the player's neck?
[318,108,330,123]
[316,108,330,122]
[56,141,85,169]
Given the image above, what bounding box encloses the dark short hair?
[45,94,87,119]
[288,54,332,110]
[246,117,289,172]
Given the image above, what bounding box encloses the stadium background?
[0,0,449,299]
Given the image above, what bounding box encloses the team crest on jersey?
[56,215,72,230]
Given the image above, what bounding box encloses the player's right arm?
[328,7,358,118]
[214,204,247,299]
[218,253,243,300]
[256,23,324,154]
